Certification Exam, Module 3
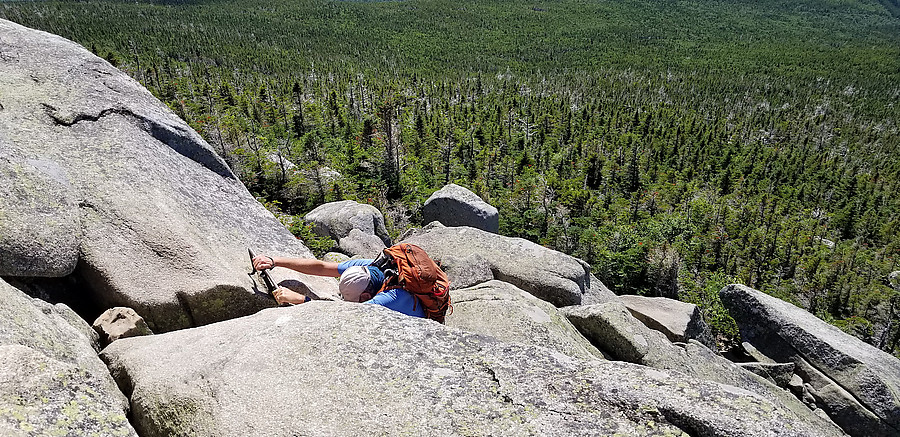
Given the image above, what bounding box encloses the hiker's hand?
[252,255,275,271]
[273,287,309,305]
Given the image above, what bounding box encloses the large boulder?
[618,295,716,349]
[422,183,499,233]
[721,284,900,437]
[0,19,339,332]
[0,278,136,436]
[402,222,593,307]
[304,200,391,246]
[438,253,494,290]
[103,302,841,437]
[337,228,386,259]
[560,302,841,433]
[446,280,604,360]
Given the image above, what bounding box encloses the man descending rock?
[252,244,450,322]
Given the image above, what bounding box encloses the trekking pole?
[248,248,278,297]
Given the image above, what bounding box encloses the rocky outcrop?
[402,222,592,306]
[102,302,840,437]
[721,284,900,437]
[619,295,716,349]
[0,19,338,332]
[446,280,604,360]
[560,302,841,434]
[92,307,153,347]
[337,228,386,258]
[0,278,136,436]
[304,200,391,246]
[422,183,499,233]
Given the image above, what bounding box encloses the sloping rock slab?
[304,200,391,246]
[0,279,136,436]
[0,145,81,277]
[103,302,838,437]
[619,295,716,349]
[561,302,842,435]
[0,19,337,332]
[422,183,499,233]
[446,280,604,360]
[402,222,592,306]
[721,284,900,437]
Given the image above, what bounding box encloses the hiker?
[251,255,426,318]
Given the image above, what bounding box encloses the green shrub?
[287,220,335,259]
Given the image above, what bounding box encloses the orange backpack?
[374,243,452,323]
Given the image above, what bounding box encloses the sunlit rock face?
[0,278,137,436]
[722,284,900,437]
[0,18,337,332]
[102,302,842,437]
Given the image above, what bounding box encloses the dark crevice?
[3,274,107,328]
[175,292,197,328]
[653,409,703,437]
[40,103,235,180]
[484,365,515,405]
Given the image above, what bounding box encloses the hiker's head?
[338,265,385,302]
[339,266,369,302]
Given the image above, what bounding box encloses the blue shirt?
[337,259,425,318]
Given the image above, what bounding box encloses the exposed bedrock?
[102,302,839,437]
[721,284,900,437]
[0,19,338,332]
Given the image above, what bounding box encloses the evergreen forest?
[2,0,899,355]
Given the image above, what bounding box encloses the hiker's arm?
[252,255,340,277]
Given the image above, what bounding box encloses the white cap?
[338,266,370,302]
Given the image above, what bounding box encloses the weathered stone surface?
[619,295,716,349]
[338,228,386,259]
[560,302,841,434]
[721,283,900,437]
[422,183,499,233]
[0,146,81,277]
[402,222,592,306]
[794,352,893,437]
[0,19,338,332]
[103,302,840,437]
[439,253,494,290]
[889,271,900,290]
[92,307,153,347]
[446,280,604,360]
[737,362,796,388]
[304,200,391,246]
[0,278,135,436]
